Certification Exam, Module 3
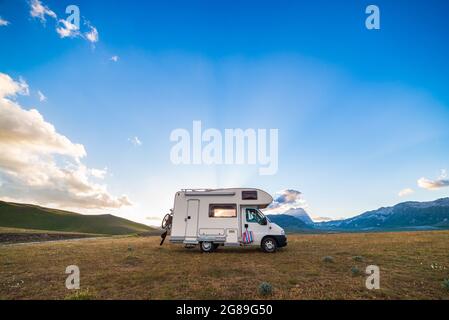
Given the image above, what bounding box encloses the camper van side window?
[209,204,237,218]
[242,190,257,200]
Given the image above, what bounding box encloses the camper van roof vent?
[183,189,236,196]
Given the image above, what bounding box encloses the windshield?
[245,208,267,224]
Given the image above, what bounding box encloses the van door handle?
[187,216,191,219]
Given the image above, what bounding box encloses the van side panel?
[196,195,240,243]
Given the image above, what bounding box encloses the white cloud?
[85,25,99,43]
[398,188,414,197]
[110,55,119,62]
[263,189,329,222]
[37,90,47,102]
[28,1,99,45]
[0,17,10,27]
[0,72,131,209]
[0,74,29,97]
[264,189,307,213]
[56,19,99,45]
[29,0,57,23]
[418,170,449,190]
[90,168,107,179]
[129,136,142,146]
[56,19,79,38]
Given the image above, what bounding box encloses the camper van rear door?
[185,199,199,239]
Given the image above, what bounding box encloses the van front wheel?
[261,237,277,253]
[200,241,214,253]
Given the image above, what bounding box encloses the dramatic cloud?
[265,189,307,213]
[418,170,449,190]
[110,55,119,62]
[0,17,10,26]
[0,72,131,209]
[398,188,414,197]
[129,136,142,146]
[29,0,57,23]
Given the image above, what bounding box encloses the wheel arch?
[261,235,278,245]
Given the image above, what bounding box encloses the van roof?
[179,188,274,208]
[181,188,263,194]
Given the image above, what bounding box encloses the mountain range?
[267,197,449,233]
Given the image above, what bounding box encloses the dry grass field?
[1,231,449,300]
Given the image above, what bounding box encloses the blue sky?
[0,0,449,224]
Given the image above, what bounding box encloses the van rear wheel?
[261,237,277,253]
[200,241,214,253]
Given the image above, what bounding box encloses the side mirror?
[261,217,268,225]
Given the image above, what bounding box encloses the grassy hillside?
[1,231,449,299]
[0,201,157,235]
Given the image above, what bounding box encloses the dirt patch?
[0,232,96,244]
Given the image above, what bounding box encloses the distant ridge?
[268,198,449,233]
[266,214,316,233]
[0,201,157,235]
[318,197,449,231]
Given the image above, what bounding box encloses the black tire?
[200,241,214,253]
[161,214,172,230]
[261,237,277,253]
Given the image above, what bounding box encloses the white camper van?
[160,188,287,253]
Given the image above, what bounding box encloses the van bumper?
[273,235,287,247]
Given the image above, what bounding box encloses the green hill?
[0,201,158,235]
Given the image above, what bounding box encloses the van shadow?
[171,246,286,254]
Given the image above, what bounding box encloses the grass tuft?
[352,256,364,262]
[442,279,449,291]
[64,288,96,300]
[322,256,334,263]
[351,266,362,276]
[123,255,141,266]
[258,282,273,296]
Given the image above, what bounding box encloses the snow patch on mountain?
[283,208,314,225]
